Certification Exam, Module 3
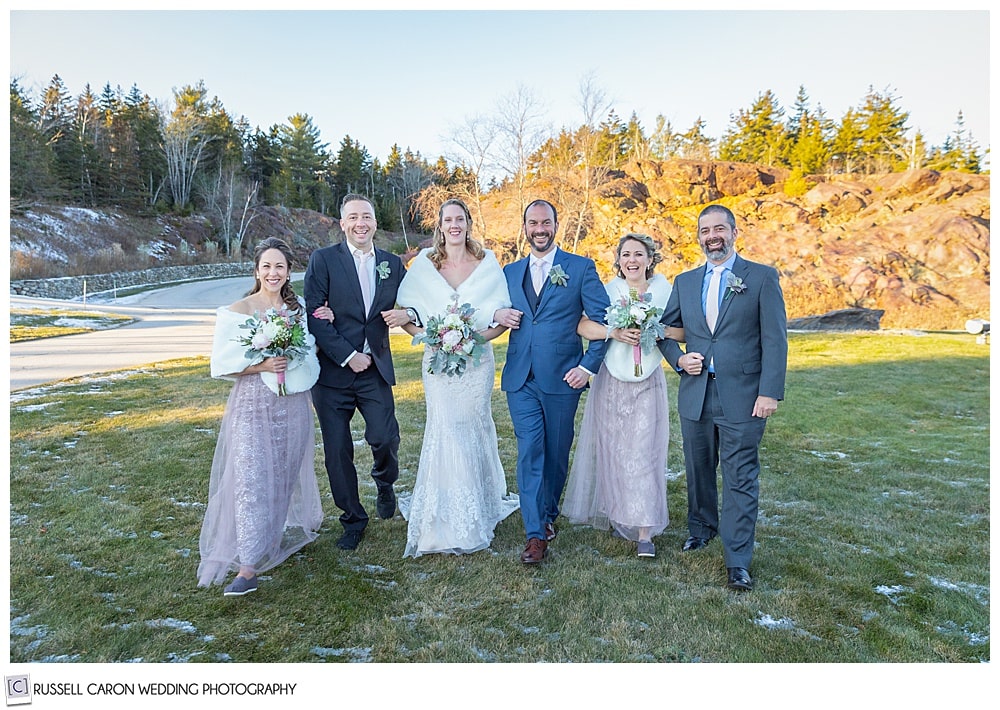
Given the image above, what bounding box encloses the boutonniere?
[724,273,746,299]
[548,264,569,287]
[375,260,391,283]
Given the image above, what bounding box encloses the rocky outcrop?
[587,162,989,330]
[787,308,884,331]
[9,162,990,331]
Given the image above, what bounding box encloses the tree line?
[10,73,986,258]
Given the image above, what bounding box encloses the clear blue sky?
[8,5,991,166]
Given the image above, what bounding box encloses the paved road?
[9,276,260,392]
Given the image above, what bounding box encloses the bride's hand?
[614,327,640,345]
[313,301,335,322]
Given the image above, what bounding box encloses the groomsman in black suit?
[658,204,787,591]
[305,193,416,551]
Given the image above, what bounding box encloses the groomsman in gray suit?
[658,204,787,591]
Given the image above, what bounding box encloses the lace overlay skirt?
[562,363,670,540]
[400,343,519,557]
[197,375,323,586]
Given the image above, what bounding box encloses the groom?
[305,193,412,551]
[658,203,787,591]
[494,199,610,564]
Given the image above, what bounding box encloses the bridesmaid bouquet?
[605,288,665,376]
[413,294,486,377]
[236,307,309,395]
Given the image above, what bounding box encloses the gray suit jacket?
[658,254,787,423]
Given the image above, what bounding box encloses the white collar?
[531,248,557,267]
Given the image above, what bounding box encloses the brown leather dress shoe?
[544,522,558,542]
[520,538,548,564]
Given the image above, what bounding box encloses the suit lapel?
[535,249,564,312]
[371,247,387,309]
[683,268,711,336]
[336,241,368,319]
[715,256,747,328]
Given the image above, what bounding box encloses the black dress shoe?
[682,536,710,552]
[376,487,397,519]
[727,567,753,591]
[336,529,364,550]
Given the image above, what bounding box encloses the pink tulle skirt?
[197,375,323,586]
[562,364,670,541]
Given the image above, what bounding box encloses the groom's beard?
[528,231,555,254]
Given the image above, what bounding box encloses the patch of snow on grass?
[310,646,373,662]
[52,317,112,329]
[16,402,57,412]
[929,576,990,605]
[808,450,848,460]
[754,613,822,640]
[875,584,912,604]
[935,620,989,646]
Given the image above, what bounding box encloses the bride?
[396,198,519,557]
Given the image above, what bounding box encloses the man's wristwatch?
[404,307,420,326]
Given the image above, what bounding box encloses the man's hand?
[752,396,779,418]
[563,366,590,389]
[678,352,705,375]
[348,353,373,373]
[381,308,410,329]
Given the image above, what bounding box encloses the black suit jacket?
[304,241,405,387]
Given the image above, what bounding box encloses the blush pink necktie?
[357,250,373,316]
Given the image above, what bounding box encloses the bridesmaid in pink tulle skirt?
[197,238,325,596]
[564,233,684,559]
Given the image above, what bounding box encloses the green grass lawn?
[8,331,989,670]
[9,308,135,342]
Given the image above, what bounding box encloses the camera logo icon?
[5,675,32,706]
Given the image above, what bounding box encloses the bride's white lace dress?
[396,248,519,557]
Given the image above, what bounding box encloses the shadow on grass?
[8,332,990,663]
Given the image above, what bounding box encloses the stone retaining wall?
[10,263,253,300]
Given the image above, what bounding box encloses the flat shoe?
[637,541,655,558]
[223,575,258,597]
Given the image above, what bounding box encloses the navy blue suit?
[501,248,610,541]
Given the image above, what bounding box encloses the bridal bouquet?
[413,294,486,377]
[605,288,665,376]
[236,307,309,395]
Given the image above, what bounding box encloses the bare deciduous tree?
[492,84,548,254]
[201,160,260,259]
[162,97,213,211]
[445,113,497,238]
[571,72,614,252]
